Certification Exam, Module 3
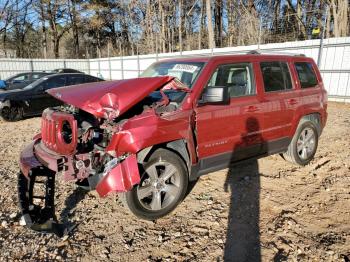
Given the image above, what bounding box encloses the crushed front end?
[18,107,140,234]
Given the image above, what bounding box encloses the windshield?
[141,62,204,88]
[23,77,48,90]
[4,74,21,82]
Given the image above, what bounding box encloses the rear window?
[85,75,100,83]
[260,62,292,92]
[295,62,318,88]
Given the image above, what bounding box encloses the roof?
[158,52,310,64]
[45,73,86,78]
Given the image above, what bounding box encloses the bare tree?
[206,0,215,49]
[68,0,80,58]
[1,0,349,58]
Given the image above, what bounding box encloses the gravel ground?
[0,102,349,262]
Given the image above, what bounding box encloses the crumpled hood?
[47,76,174,119]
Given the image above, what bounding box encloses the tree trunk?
[70,0,80,58]
[53,37,60,58]
[227,0,235,46]
[179,0,183,52]
[214,0,223,47]
[206,0,215,49]
[159,1,166,53]
[326,4,331,38]
[331,0,339,37]
[198,0,204,49]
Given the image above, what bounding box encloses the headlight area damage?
[18,76,190,235]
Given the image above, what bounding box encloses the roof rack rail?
[247,50,306,57]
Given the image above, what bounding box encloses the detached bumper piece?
[18,168,65,236]
[96,154,140,197]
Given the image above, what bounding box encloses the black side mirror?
[199,86,230,105]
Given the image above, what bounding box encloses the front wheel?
[283,120,319,166]
[123,149,188,220]
[1,106,23,121]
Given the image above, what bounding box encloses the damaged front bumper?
[18,139,140,234]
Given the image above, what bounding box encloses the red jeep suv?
[18,53,327,231]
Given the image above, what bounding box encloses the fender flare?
[136,139,192,172]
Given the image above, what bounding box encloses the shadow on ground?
[58,186,89,236]
[223,117,262,261]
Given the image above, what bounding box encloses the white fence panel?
[0,59,32,78]
[0,58,89,79]
[0,37,349,101]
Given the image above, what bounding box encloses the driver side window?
[207,63,255,97]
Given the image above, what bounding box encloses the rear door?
[258,60,300,152]
[195,60,265,168]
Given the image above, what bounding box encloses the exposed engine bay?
[38,87,184,185]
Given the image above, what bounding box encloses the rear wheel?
[1,106,23,121]
[123,149,188,220]
[283,120,319,166]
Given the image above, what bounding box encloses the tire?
[1,106,23,121]
[283,120,319,166]
[123,148,188,220]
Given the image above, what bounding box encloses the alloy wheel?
[137,161,181,211]
[297,127,316,160]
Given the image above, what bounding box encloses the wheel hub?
[153,179,164,191]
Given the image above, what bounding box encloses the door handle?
[245,105,259,112]
[288,99,298,105]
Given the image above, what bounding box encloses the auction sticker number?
[173,64,198,73]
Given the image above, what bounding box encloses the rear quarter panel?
[288,58,327,136]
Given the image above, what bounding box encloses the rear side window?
[67,75,85,85]
[295,62,318,88]
[207,63,255,97]
[260,62,292,92]
[44,76,66,89]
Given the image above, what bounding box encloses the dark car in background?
[0,72,53,91]
[0,73,103,121]
[52,68,82,74]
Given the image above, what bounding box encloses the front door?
[195,61,265,169]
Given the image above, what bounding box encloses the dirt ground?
[0,102,349,262]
